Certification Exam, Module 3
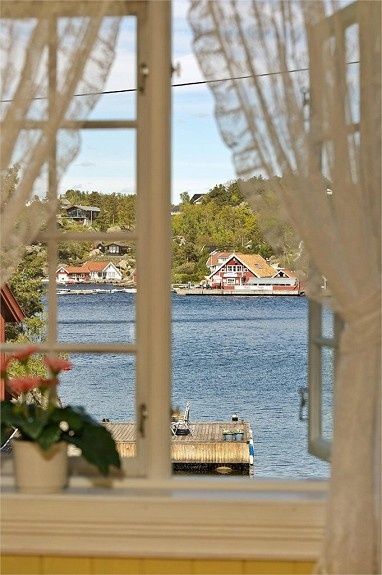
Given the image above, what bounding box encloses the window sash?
[0,0,172,479]
[308,300,343,461]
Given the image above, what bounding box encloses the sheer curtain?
[189,1,381,573]
[0,1,120,285]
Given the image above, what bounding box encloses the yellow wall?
[1,556,314,575]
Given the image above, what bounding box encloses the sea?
[54,287,331,479]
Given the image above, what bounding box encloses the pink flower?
[7,376,43,395]
[44,356,72,374]
[11,346,39,363]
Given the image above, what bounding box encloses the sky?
[59,0,236,204]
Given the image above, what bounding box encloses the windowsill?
[1,455,327,560]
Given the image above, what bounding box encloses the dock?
[104,420,254,476]
[174,288,303,296]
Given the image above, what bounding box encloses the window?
[307,1,356,463]
[1,0,327,562]
[308,300,343,461]
[1,0,171,480]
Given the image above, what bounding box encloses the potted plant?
[222,429,233,441]
[1,346,121,493]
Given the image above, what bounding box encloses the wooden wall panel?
[1,555,315,575]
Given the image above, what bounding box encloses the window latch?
[298,386,308,421]
[138,63,149,93]
[138,403,148,437]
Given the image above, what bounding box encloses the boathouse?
[104,419,253,476]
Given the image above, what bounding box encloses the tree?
[57,219,92,264]
[6,246,47,341]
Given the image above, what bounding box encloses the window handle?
[138,63,149,93]
[138,403,148,438]
[298,387,308,421]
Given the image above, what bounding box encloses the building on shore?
[0,285,25,400]
[56,261,123,283]
[63,204,100,226]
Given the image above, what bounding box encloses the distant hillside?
[61,177,300,284]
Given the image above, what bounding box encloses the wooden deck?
[105,421,253,475]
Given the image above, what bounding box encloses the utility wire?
[0,60,360,103]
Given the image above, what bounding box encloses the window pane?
[172,295,330,479]
[59,129,136,203]
[321,302,334,338]
[87,17,137,121]
[321,346,334,442]
[57,283,136,344]
[59,353,136,422]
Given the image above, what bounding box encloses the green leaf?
[37,423,62,450]
[51,405,96,431]
[66,424,120,476]
[1,401,31,432]
[18,405,50,440]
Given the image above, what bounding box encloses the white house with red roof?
[206,251,299,292]
[56,261,122,283]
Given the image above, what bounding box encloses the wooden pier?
[174,288,303,296]
[104,420,253,476]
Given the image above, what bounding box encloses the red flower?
[11,346,39,362]
[44,357,72,374]
[7,376,43,395]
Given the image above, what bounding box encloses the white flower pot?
[13,440,68,494]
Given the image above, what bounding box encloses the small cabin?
[97,242,130,256]
[64,205,100,225]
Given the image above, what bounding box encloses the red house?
[0,285,25,400]
[207,252,276,289]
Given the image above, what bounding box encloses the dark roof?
[190,193,205,204]
[67,204,100,212]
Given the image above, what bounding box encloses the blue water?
[56,288,330,479]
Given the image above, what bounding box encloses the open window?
[0,0,172,480]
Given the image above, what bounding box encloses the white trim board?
[1,486,326,560]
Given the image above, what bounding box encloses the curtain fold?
[0,1,120,286]
[189,1,381,572]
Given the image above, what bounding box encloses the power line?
[0,60,360,103]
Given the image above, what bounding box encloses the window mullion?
[46,15,58,352]
[308,300,325,458]
[136,1,172,480]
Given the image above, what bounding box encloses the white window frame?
[308,300,343,462]
[0,0,328,562]
[307,1,356,462]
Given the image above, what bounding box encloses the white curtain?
[189,1,381,573]
[0,1,120,285]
